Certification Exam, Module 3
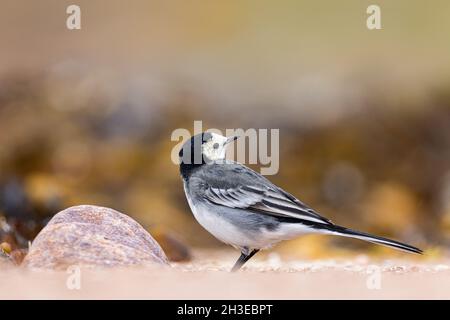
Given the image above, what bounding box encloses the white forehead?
[209,132,227,144]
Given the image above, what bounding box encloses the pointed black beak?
[225,135,239,145]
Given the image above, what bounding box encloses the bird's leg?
[231,249,259,272]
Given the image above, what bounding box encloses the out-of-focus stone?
[0,242,12,254]
[22,205,169,270]
[151,227,192,262]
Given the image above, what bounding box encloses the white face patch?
[202,132,229,162]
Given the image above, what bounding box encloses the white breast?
[183,182,255,248]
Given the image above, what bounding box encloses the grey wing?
[203,183,332,225]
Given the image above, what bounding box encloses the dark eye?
[213,143,220,149]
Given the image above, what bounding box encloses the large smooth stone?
[22,205,169,270]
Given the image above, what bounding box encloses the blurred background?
[1,0,449,262]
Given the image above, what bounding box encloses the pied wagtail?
[179,132,422,271]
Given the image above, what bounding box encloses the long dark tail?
[320,224,422,254]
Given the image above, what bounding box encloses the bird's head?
[179,132,238,166]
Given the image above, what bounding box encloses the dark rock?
[151,227,192,262]
[22,205,169,269]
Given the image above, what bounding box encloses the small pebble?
[434,264,449,272]
[266,252,282,268]
[355,254,369,264]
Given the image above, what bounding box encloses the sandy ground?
[1,249,450,299]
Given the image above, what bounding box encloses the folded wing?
[204,184,332,225]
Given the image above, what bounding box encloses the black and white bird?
[179,132,422,271]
